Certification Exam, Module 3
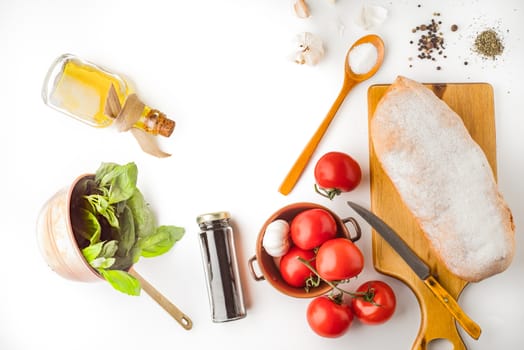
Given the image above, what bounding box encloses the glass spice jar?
[42,53,175,137]
[196,211,247,322]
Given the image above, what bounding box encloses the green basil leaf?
[104,208,119,228]
[116,205,136,257]
[95,163,120,186]
[130,247,142,265]
[82,241,104,263]
[86,194,109,213]
[99,240,119,258]
[108,163,138,204]
[127,189,156,237]
[72,208,101,244]
[98,269,141,296]
[94,162,138,204]
[85,194,119,228]
[139,226,185,258]
[110,255,134,271]
[90,257,116,269]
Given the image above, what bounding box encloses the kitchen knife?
[347,201,481,340]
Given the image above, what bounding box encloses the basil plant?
[70,162,184,295]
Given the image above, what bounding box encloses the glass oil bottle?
[42,53,174,137]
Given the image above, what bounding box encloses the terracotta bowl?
[36,174,101,282]
[248,202,361,298]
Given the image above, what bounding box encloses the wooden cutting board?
[367,83,495,350]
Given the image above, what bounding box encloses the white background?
[1,1,523,349]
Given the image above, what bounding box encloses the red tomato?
[307,296,353,338]
[351,280,396,325]
[290,208,337,250]
[316,238,364,281]
[279,246,316,288]
[314,151,362,199]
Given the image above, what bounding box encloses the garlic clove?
[292,32,325,66]
[293,0,311,19]
[355,4,388,30]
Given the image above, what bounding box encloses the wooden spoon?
[278,34,385,195]
[129,267,193,330]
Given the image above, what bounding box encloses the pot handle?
[342,216,362,242]
[248,255,265,281]
[129,267,193,330]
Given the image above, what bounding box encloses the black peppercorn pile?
[408,6,461,71]
[409,12,454,70]
[412,17,445,61]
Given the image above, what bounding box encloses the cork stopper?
[157,114,175,137]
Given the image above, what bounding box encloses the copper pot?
[36,173,193,330]
[36,174,100,282]
[248,202,361,298]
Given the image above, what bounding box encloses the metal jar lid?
[196,211,231,225]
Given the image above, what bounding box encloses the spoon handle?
[279,78,357,195]
[129,267,193,330]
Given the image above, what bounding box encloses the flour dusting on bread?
[371,76,515,282]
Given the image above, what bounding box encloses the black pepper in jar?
[196,212,247,322]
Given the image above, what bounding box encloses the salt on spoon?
[279,34,385,195]
[348,42,378,75]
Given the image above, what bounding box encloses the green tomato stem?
[313,184,341,200]
[297,257,374,302]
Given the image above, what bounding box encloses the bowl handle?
[342,217,362,242]
[248,255,265,281]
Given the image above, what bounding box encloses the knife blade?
[347,201,481,340]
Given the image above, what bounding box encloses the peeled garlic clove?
[293,0,311,18]
[355,4,388,30]
[263,219,291,257]
[293,32,325,66]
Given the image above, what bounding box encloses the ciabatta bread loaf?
[371,76,515,282]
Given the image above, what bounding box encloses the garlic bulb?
[262,219,291,257]
[293,32,325,66]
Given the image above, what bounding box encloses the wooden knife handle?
[423,275,481,340]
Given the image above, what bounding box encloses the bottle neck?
[199,219,231,232]
[135,106,175,137]
[112,92,175,137]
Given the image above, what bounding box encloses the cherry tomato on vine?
[314,151,362,200]
[351,280,396,325]
[279,246,316,288]
[316,237,364,281]
[290,208,337,250]
[307,295,353,338]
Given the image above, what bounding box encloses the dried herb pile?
[473,29,504,59]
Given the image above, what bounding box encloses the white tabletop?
[2,1,523,349]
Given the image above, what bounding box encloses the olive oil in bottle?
[42,53,174,137]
